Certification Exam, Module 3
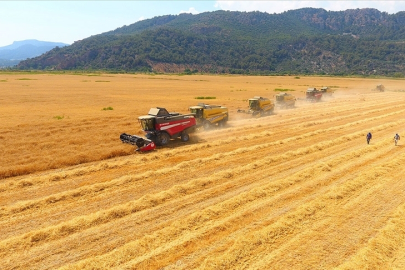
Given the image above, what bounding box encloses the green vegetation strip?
[195,97,216,99]
[274,88,295,92]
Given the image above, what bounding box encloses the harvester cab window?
[276,95,283,102]
[190,108,203,119]
[249,99,259,110]
[139,118,155,131]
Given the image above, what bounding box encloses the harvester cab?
[137,107,172,132]
[138,115,155,131]
[275,92,296,108]
[120,107,196,152]
[237,96,274,116]
[189,103,228,129]
[249,99,259,111]
[320,87,334,96]
[306,88,322,102]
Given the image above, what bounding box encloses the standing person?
[366,132,372,145]
[394,133,400,146]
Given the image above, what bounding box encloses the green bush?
[195,96,216,99]
[274,88,295,92]
[102,106,114,110]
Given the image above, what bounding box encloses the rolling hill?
[16,8,405,76]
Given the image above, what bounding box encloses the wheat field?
[1,72,405,269]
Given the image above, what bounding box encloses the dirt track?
[1,74,405,269]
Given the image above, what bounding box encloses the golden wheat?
[1,73,405,269]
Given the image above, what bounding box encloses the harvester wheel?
[181,132,190,142]
[157,132,170,146]
[146,133,156,141]
[260,110,268,117]
[218,120,225,128]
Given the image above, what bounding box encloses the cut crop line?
[227,100,404,134]
[2,102,404,194]
[166,142,401,269]
[54,133,404,270]
[0,119,399,258]
[1,118,395,243]
[2,114,403,221]
[199,152,405,270]
[248,168,405,269]
[335,198,405,268]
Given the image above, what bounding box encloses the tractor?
[306,88,323,102]
[237,96,274,116]
[275,92,296,108]
[120,107,196,152]
[189,103,228,130]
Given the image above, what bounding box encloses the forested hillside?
[17,8,405,76]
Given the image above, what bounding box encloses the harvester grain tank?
[320,86,334,96]
[306,88,322,102]
[120,107,196,152]
[275,92,296,108]
[189,103,228,129]
[237,96,274,116]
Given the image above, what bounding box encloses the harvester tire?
[157,132,170,146]
[181,132,190,142]
[146,133,155,140]
[260,110,268,117]
[218,120,226,128]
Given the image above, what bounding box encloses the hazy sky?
[2,1,405,47]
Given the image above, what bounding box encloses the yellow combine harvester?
[237,96,274,117]
[320,86,334,96]
[275,92,296,108]
[372,84,385,92]
[189,103,228,129]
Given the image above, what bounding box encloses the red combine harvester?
[120,107,196,152]
[306,87,323,102]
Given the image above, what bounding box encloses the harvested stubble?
[1,73,405,270]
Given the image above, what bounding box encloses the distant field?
[1,73,405,269]
[0,72,396,178]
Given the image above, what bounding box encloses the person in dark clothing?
[394,133,400,146]
[366,132,372,144]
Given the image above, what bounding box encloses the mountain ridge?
[0,40,68,68]
[16,8,405,76]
